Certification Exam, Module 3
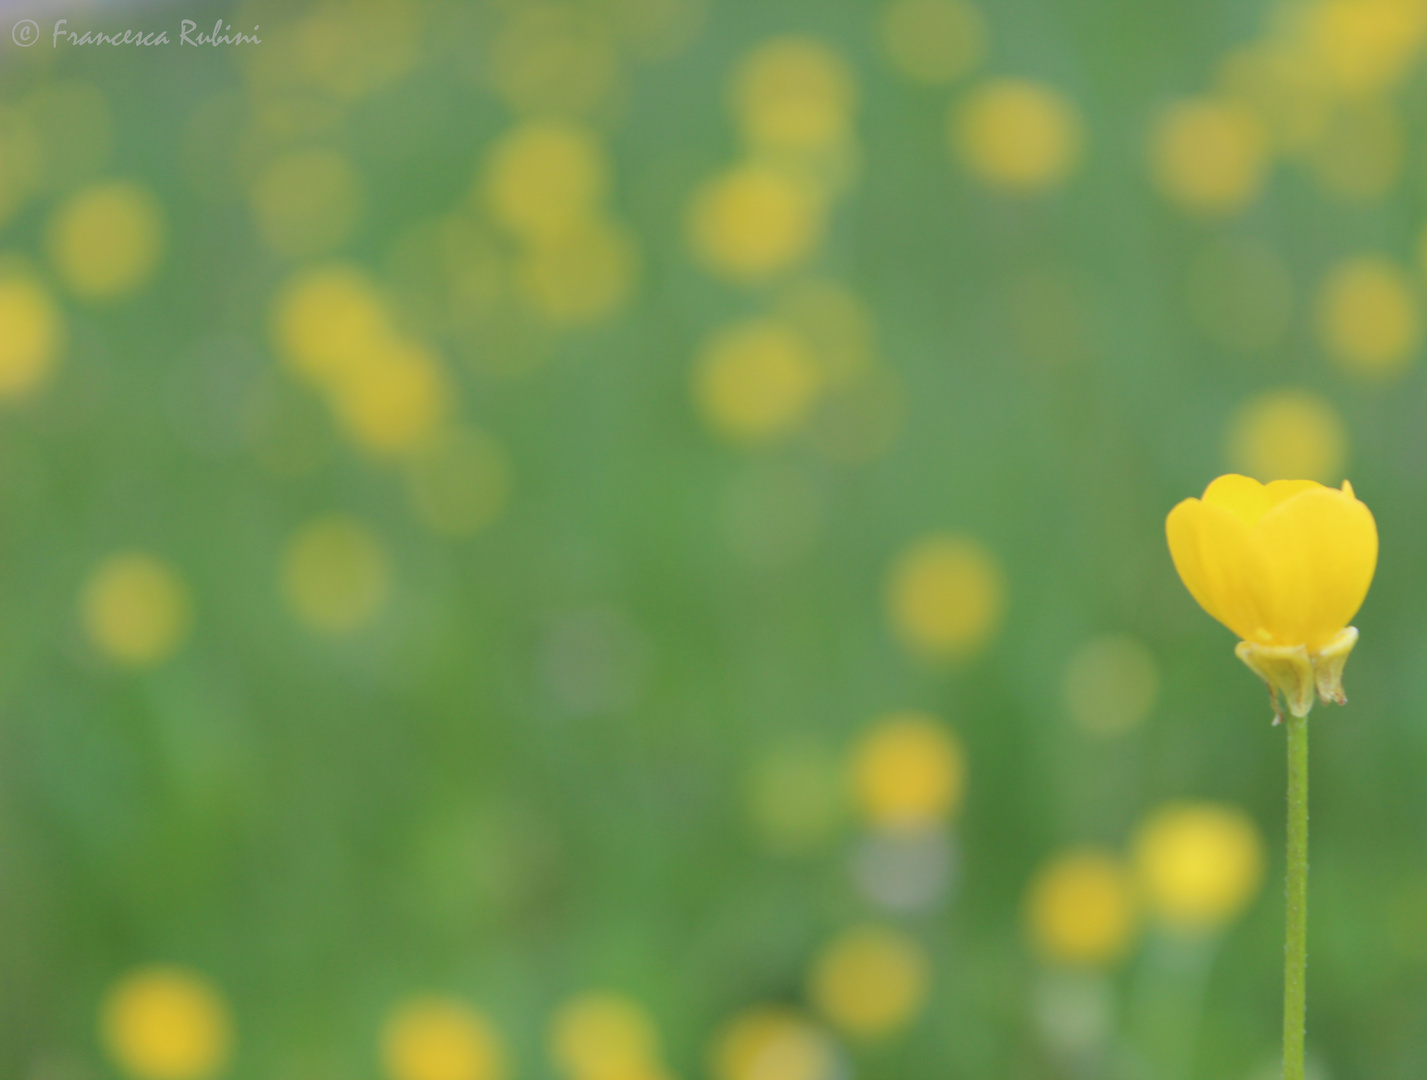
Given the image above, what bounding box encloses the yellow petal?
[1201,474,1322,527]
[1166,497,1274,641]
[1253,486,1377,650]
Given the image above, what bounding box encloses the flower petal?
[1253,486,1378,650]
[1201,474,1323,527]
[1167,497,1272,640]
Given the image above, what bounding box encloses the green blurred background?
[2,0,1426,1077]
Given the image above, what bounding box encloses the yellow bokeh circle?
[1133,802,1265,931]
[0,271,63,399]
[711,1008,838,1080]
[273,265,397,385]
[880,0,987,86]
[808,925,929,1038]
[282,516,390,634]
[852,711,966,830]
[82,553,192,667]
[1227,388,1347,483]
[49,180,165,299]
[382,998,506,1080]
[515,217,639,324]
[1149,98,1268,215]
[954,80,1083,192]
[1317,255,1420,377]
[331,343,450,457]
[101,966,232,1080]
[550,992,660,1080]
[1025,849,1137,966]
[694,319,822,443]
[484,123,610,243]
[688,165,824,281]
[731,38,857,153]
[887,534,1005,658]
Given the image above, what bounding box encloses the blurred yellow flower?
[1227,388,1347,484]
[49,180,165,299]
[808,925,929,1038]
[1318,255,1420,376]
[251,147,364,259]
[688,165,824,281]
[405,426,512,538]
[1026,849,1137,966]
[1166,475,1376,715]
[332,343,451,457]
[852,711,966,830]
[484,123,610,243]
[515,217,640,323]
[382,998,506,1080]
[711,1008,838,1080]
[550,992,660,1080]
[1062,635,1159,736]
[82,553,191,667]
[732,38,856,153]
[1149,98,1268,214]
[1133,802,1265,931]
[694,319,822,442]
[1302,0,1427,98]
[283,516,390,634]
[0,270,62,399]
[101,966,232,1080]
[880,0,987,86]
[953,79,1082,191]
[887,534,1004,658]
[274,265,396,385]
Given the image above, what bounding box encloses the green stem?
[1283,713,1309,1080]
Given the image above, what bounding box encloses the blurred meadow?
[2,0,1427,1077]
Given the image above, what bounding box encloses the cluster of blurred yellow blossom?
[1026,848,1137,966]
[1316,255,1420,377]
[711,1007,841,1080]
[482,121,639,324]
[382,997,506,1080]
[1061,634,1160,736]
[272,265,512,534]
[1150,0,1427,216]
[1132,803,1265,931]
[550,992,670,1080]
[48,180,165,300]
[282,515,390,635]
[0,265,63,400]
[887,533,1005,659]
[82,553,192,667]
[852,711,966,830]
[1227,388,1347,483]
[101,966,232,1080]
[880,0,987,85]
[953,79,1083,192]
[689,37,857,282]
[808,924,929,1038]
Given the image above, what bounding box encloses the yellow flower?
[1166,474,1377,716]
